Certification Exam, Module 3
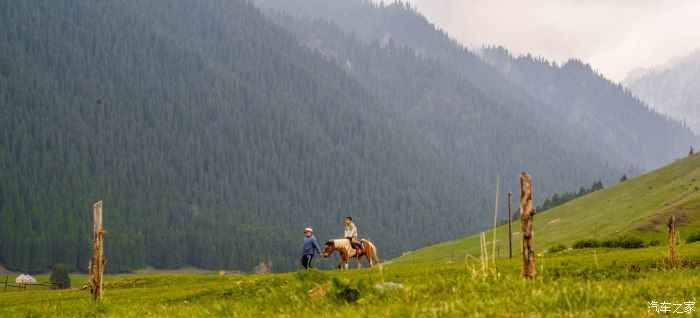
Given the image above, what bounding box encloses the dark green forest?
[0,0,475,272]
[536,180,604,212]
[0,0,694,273]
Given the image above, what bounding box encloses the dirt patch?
[307,282,331,298]
[636,212,691,231]
[634,200,695,232]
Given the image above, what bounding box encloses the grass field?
[391,153,700,266]
[1,244,698,317]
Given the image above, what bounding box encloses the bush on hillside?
[686,231,700,244]
[600,235,646,249]
[572,239,600,249]
[648,239,661,247]
[547,243,567,253]
[616,235,646,248]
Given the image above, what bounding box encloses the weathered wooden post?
[668,215,678,266]
[491,175,500,271]
[88,200,106,301]
[507,191,513,259]
[520,173,536,279]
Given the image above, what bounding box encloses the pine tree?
[49,263,71,289]
[690,146,695,156]
[620,174,628,182]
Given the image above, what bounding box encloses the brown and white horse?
[321,239,379,269]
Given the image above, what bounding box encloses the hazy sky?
[402,0,700,82]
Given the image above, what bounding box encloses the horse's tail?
[364,240,380,264]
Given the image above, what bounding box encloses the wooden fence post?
[507,191,513,259]
[520,173,536,279]
[3,275,7,293]
[668,215,678,266]
[88,200,106,301]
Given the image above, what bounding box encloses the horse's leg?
[357,255,362,269]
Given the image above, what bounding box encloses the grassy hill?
[390,153,700,266]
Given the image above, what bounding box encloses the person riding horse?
[344,216,363,253]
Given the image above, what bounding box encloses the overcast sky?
[402,0,700,82]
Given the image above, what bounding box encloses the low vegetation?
[687,230,700,244]
[572,236,647,249]
[547,243,567,253]
[573,239,601,249]
[1,245,697,317]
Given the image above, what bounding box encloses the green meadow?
[1,245,698,317]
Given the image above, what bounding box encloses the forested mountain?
[623,50,700,135]
[265,12,622,205]
[255,0,697,169]
[0,0,480,273]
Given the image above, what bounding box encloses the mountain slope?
[481,47,698,168]
[265,12,624,208]
[256,0,698,169]
[0,0,480,272]
[623,50,700,135]
[391,152,700,265]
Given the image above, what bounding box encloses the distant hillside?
[256,0,697,170]
[480,47,698,168]
[623,50,700,135]
[391,153,700,265]
[264,11,624,209]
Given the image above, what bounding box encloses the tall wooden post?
[668,215,678,266]
[88,201,106,301]
[491,175,500,270]
[520,173,536,279]
[507,191,513,259]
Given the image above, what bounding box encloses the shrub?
[616,235,646,248]
[547,243,567,253]
[50,263,71,289]
[686,231,700,244]
[601,235,646,249]
[648,239,661,247]
[572,239,600,249]
[331,277,361,303]
[601,239,618,248]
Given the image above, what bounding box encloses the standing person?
[344,216,363,253]
[301,228,321,269]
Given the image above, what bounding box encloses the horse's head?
[321,240,335,258]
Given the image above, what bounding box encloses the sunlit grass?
[1,244,698,317]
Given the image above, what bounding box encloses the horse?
[321,238,379,269]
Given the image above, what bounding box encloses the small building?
[15,274,37,284]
